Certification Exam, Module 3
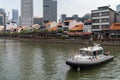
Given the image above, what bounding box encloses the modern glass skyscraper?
[12,9,19,25]
[43,0,57,23]
[21,0,33,26]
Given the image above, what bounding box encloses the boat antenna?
[90,35,93,46]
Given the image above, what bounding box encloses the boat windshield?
[80,50,92,56]
[93,50,103,56]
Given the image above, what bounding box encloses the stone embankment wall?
[14,38,120,46]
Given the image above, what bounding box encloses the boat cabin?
[79,45,104,56]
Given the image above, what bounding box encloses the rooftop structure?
[110,23,120,30]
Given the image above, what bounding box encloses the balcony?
[92,22,110,25]
[92,9,109,13]
[92,16,109,19]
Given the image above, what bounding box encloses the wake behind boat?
[66,44,114,70]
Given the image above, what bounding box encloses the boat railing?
[93,43,101,46]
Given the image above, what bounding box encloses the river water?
[0,39,119,80]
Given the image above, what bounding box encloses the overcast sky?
[0,0,120,19]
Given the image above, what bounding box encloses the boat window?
[94,50,101,56]
[80,50,92,56]
[93,50,103,56]
[80,50,86,56]
[93,51,97,56]
[98,50,103,55]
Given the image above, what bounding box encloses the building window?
[44,5,49,7]
[101,18,109,22]
[92,25,100,29]
[93,19,99,23]
[92,13,99,17]
[64,22,69,26]
[101,25,109,29]
[63,27,68,31]
[101,12,109,16]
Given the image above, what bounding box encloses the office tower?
[0,14,4,25]
[21,0,33,26]
[43,0,57,23]
[0,8,6,24]
[12,9,19,25]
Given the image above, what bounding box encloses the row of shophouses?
[42,6,120,39]
[0,6,120,39]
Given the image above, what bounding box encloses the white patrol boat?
[66,44,114,70]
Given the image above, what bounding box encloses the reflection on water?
[0,39,119,80]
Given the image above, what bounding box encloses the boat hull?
[66,55,114,69]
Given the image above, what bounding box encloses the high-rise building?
[60,14,84,23]
[11,9,19,25]
[0,14,4,25]
[43,0,57,23]
[117,4,120,13]
[83,13,91,21]
[60,14,66,23]
[21,0,33,26]
[0,8,6,24]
